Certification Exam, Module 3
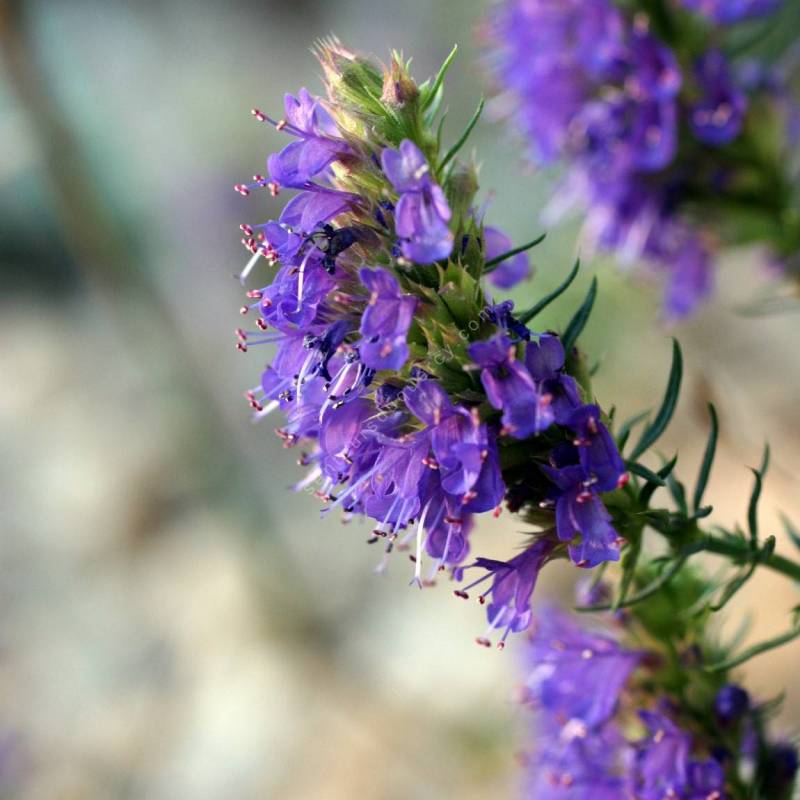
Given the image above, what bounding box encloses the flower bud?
[381,55,419,107]
[714,684,750,724]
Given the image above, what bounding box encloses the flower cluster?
[485,0,797,317]
[520,607,799,800]
[234,43,628,648]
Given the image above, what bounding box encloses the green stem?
[701,535,800,584]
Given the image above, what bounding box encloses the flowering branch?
[230,41,799,799]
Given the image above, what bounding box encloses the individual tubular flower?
[468,334,555,438]
[484,226,532,289]
[522,607,639,727]
[455,539,556,648]
[690,51,748,145]
[233,43,628,648]
[358,267,417,370]
[634,711,725,800]
[381,140,453,263]
[485,0,797,317]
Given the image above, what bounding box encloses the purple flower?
[524,335,582,424]
[635,711,693,799]
[651,225,715,320]
[523,608,640,728]
[381,140,453,263]
[625,27,682,102]
[485,0,782,317]
[567,405,627,493]
[358,267,417,371]
[715,684,750,724]
[633,712,728,800]
[425,512,474,566]
[691,51,748,145]
[523,716,633,799]
[278,186,358,234]
[487,0,625,162]
[404,379,505,511]
[542,443,622,568]
[484,226,532,288]
[685,760,727,799]
[679,0,783,23]
[266,89,348,189]
[468,334,555,438]
[455,538,556,644]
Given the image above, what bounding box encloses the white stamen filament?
[411,501,432,588]
[318,362,354,420]
[252,399,280,422]
[239,250,262,285]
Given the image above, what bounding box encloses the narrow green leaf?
[439,98,484,171]
[711,536,776,612]
[518,258,579,324]
[629,339,683,461]
[626,461,666,486]
[706,620,800,672]
[747,444,770,545]
[639,455,677,508]
[561,277,598,355]
[667,474,688,517]
[484,233,547,272]
[692,505,714,520]
[711,566,757,612]
[693,403,719,512]
[435,111,448,151]
[421,44,458,111]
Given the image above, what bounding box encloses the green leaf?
[629,339,683,461]
[711,566,757,613]
[626,461,666,486]
[439,98,484,171]
[518,257,579,324]
[692,505,714,520]
[693,404,719,513]
[747,444,770,545]
[639,455,677,508]
[706,617,800,673]
[560,277,598,355]
[710,536,776,612]
[421,44,457,111]
[484,233,547,273]
[667,474,688,517]
[435,111,448,151]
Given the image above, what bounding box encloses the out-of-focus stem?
[701,534,800,584]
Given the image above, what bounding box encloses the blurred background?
[0,1,798,797]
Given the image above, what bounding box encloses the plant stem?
[701,535,800,584]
